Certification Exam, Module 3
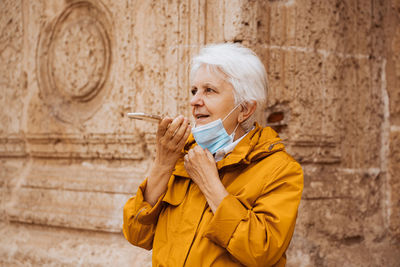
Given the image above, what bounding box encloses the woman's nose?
[190,92,203,106]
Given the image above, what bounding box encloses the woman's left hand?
[184,146,228,213]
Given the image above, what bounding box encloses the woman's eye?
[205,87,214,93]
[191,88,197,95]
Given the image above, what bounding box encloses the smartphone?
[127,112,162,123]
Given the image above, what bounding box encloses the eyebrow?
[190,82,217,88]
[203,82,218,88]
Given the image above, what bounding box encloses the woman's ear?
[238,101,257,123]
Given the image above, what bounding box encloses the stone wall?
[0,0,399,266]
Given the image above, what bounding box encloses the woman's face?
[190,65,240,135]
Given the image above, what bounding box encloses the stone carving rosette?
[37,0,113,124]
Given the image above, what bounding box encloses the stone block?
[5,159,147,232]
[0,222,152,266]
[0,0,24,135]
[386,25,400,125]
[335,57,383,168]
[204,0,224,43]
[389,131,400,238]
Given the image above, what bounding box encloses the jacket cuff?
[133,178,165,225]
[203,194,248,248]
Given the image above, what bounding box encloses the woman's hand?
[184,146,228,213]
[154,115,191,170]
[145,115,191,206]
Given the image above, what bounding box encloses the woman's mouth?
[196,114,209,119]
[194,114,211,124]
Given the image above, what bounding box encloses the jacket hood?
[172,123,285,178]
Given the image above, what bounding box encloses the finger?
[157,117,173,138]
[204,149,215,162]
[173,118,189,144]
[194,144,205,154]
[189,146,206,163]
[177,124,191,148]
[183,154,191,171]
[187,148,196,160]
[165,115,184,138]
[199,146,212,162]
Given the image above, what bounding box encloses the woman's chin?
[194,117,212,126]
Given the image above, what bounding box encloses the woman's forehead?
[192,65,228,85]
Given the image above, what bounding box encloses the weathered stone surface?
[6,159,147,232]
[0,222,152,266]
[0,0,24,136]
[1,0,399,266]
[389,131,400,238]
[385,0,400,243]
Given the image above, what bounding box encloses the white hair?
[190,43,268,131]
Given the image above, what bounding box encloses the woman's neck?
[233,126,245,142]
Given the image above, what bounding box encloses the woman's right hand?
[145,115,191,206]
[153,115,191,171]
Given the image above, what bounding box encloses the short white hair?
[190,43,268,130]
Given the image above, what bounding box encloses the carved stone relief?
[37,0,113,124]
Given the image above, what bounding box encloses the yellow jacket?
[123,124,303,266]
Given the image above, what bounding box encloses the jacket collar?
[172,123,284,178]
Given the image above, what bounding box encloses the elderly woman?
[123,43,303,266]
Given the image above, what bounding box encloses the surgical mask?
[192,103,241,154]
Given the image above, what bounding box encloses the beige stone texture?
[1,0,399,266]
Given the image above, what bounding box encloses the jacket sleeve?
[203,161,303,267]
[122,178,165,250]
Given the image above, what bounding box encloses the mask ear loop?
[230,122,240,140]
[222,102,244,139]
[222,102,243,121]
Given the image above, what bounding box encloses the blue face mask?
[192,104,241,154]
